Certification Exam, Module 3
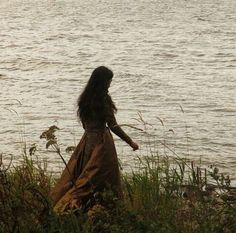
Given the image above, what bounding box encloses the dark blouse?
[82,107,132,146]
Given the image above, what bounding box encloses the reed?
[0,126,235,233]
[122,155,236,233]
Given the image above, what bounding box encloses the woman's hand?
[130,141,139,151]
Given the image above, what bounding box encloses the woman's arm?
[106,110,139,151]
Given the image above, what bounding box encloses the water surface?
[0,0,235,180]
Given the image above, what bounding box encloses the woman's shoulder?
[105,94,117,112]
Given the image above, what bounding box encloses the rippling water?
[0,0,235,180]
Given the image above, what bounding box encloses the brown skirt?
[50,128,122,212]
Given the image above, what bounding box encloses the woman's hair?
[77,66,117,122]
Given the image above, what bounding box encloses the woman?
[50,66,139,212]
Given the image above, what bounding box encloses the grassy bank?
[1,127,236,233]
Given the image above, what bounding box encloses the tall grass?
[123,155,236,233]
[0,125,235,233]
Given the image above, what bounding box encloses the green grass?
[0,126,236,233]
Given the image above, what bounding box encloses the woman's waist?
[84,127,108,134]
[84,127,110,144]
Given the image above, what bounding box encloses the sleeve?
[106,109,133,146]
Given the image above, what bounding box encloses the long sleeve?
[106,109,133,146]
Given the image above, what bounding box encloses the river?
[0,0,235,180]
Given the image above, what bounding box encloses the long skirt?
[50,128,123,212]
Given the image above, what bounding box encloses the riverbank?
[1,142,235,233]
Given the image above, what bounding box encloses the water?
[0,0,235,180]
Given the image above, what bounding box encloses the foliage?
[0,126,236,233]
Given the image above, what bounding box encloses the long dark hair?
[77,66,117,122]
